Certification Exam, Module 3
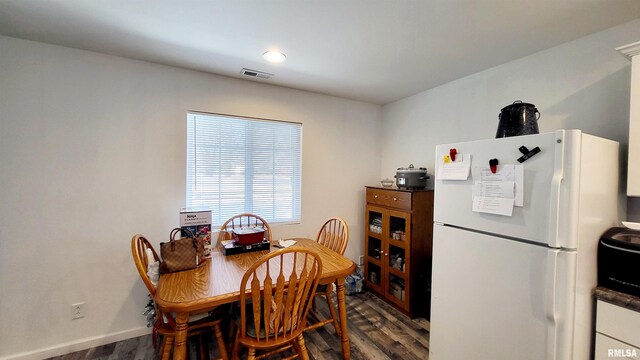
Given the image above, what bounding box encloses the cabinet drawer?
[595,333,639,359]
[366,188,412,210]
[596,300,640,348]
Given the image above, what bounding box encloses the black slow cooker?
[395,164,428,190]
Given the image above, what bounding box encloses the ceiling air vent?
[240,68,273,79]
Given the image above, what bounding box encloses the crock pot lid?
[397,167,427,171]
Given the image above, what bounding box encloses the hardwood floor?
[46,291,430,360]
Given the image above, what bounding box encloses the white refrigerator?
[430,130,620,360]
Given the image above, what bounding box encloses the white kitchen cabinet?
[595,299,640,359]
[617,41,640,196]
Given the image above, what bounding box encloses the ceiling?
[1,1,640,105]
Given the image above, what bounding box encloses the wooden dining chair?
[131,234,229,360]
[305,217,349,336]
[232,248,322,360]
[218,213,272,243]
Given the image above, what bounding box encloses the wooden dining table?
[155,238,357,360]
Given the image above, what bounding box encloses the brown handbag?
[159,228,204,273]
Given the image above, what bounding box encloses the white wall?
[0,36,381,358]
[381,19,640,220]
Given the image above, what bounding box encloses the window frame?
[185,111,303,226]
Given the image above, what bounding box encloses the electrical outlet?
[71,302,85,320]
[358,255,364,266]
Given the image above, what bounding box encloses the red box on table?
[231,227,266,245]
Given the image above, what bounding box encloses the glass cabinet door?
[368,237,382,260]
[365,206,386,293]
[388,244,406,273]
[367,262,382,287]
[386,210,410,309]
[389,213,407,242]
[367,209,383,236]
[387,274,406,303]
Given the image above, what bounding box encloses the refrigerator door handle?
[545,249,575,360]
[547,130,565,248]
[545,249,576,360]
[545,249,560,360]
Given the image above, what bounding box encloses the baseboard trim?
[0,327,152,360]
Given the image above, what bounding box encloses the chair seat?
[189,311,224,325]
[234,304,287,340]
[165,303,229,326]
[157,307,227,335]
[189,303,230,322]
[241,318,284,340]
[189,312,211,322]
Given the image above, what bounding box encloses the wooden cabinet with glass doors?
[364,186,434,318]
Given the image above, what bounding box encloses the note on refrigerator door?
[472,181,515,199]
[472,196,515,216]
[473,164,515,181]
[437,154,471,180]
[471,164,524,207]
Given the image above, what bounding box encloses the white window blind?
[186,112,302,225]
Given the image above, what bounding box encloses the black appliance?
[598,227,640,297]
[395,164,428,190]
[495,101,540,138]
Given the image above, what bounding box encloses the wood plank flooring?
[46,291,430,360]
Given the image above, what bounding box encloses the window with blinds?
[186,112,302,225]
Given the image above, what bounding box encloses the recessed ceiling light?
[263,51,286,63]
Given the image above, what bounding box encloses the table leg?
[335,278,350,360]
[173,312,189,360]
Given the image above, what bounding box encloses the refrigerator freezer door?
[430,225,576,360]
[434,130,577,248]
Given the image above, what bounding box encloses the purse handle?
[169,228,196,251]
